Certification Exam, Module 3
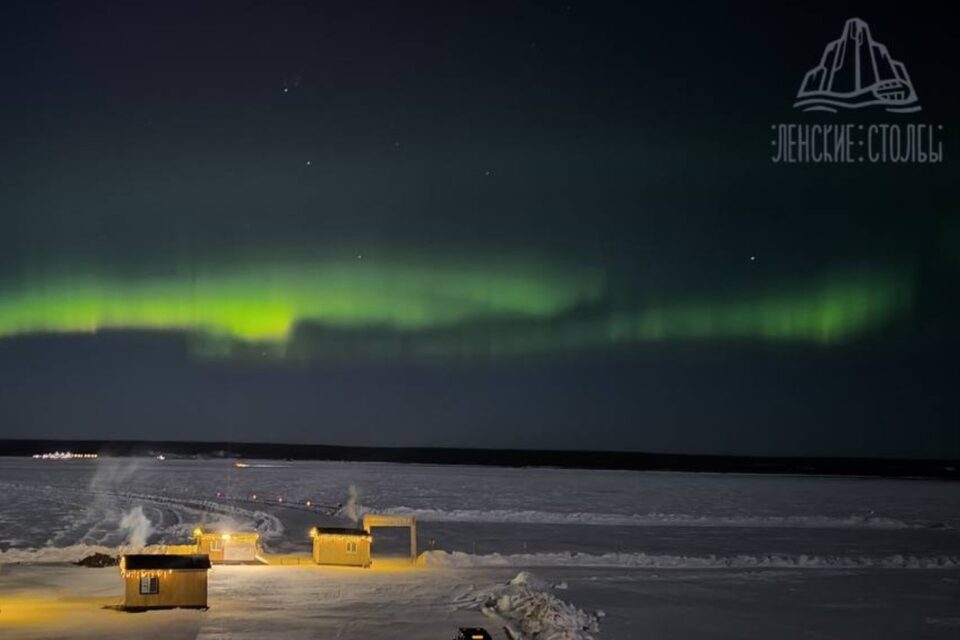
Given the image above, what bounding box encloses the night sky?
[1,1,957,457]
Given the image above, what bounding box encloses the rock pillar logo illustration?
[771,18,943,164]
[794,18,920,113]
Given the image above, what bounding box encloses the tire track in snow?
[0,480,284,548]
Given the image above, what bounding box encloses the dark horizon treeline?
[1,438,956,478]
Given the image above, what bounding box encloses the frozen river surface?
[1,457,959,638]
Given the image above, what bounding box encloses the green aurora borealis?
[0,256,912,358]
[1,2,956,456]
[0,257,603,341]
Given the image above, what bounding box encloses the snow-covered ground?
[1,457,959,638]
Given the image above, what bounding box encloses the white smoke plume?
[343,484,362,523]
[119,506,154,550]
[88,457,144,492]
[84,458,154,548]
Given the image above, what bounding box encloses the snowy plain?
[1,457,959,638]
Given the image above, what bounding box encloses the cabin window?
[139,575,160,595]
[211,540,222,551]
[346,541,358,554]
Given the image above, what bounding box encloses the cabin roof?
[313,527,368,536]
[196,531,260,540]
[124,554,212,570]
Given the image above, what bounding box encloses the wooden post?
[409,519,417,563]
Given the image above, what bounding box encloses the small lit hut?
[120,554,211,610]
[310,527,371,567]
[193,528,262,563]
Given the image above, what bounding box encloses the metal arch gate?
[362,514,417,562]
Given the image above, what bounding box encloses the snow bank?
[0,544,121,564]
[467,571,601,640]
[422,550,960,570]
[375,507,932,529]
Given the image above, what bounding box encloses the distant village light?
[34,451,99,460]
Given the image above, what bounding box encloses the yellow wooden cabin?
[310,527,371,567]
[120,554,211,610]
[193,528,262,563]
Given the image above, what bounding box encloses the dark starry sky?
[0,1,957,456]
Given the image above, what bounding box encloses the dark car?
[454,629,493,640]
